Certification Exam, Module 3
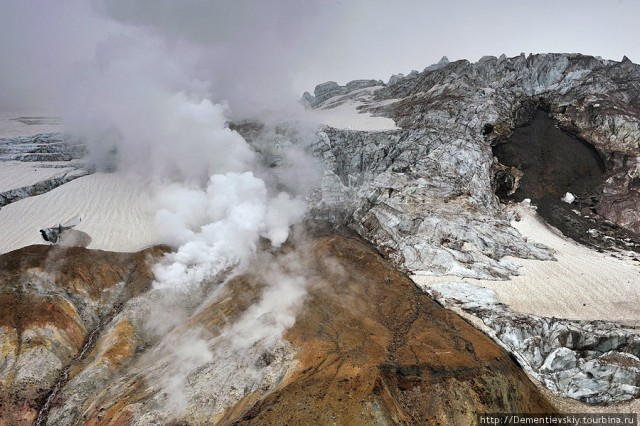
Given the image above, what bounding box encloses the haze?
[0,0,638,114]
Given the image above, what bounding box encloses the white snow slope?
[413,204,640,324]
[0,172,159,254]
[308,86,399,131]
[0,162,76,192]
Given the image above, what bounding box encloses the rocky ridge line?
[309,54,639,277]
[0,133,89,209]
[278,52,640,405]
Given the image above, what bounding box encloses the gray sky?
[298,0,640,89]
[1,0,638,113]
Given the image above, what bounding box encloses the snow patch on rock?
[562,192,575,204]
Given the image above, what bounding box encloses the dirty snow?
[0,162,77,192]
[413,205,640,324]
[0,172,160,254]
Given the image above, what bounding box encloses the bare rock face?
[0,245,165,424]
[292,54,640,282]
[594,153,640,233]
[423,281,640,405]
[309,81,346,106]
[0,133,85,163]
[303,79,382,107]
[306,126,554,280]
[379,53,640,234]
[0,233,555,425]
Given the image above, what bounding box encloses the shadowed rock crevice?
[493,108,640,251]
[493,109,605,203]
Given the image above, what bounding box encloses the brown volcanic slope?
[0,233,554,425]
[0,245,165,425]
[226,234,554,425]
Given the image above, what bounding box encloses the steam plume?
[3,1,320,415]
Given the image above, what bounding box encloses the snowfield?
[309,100,399,131]
[413,204,640,324]
[307,86,399,131]
[0,162,77,192]
[0,172,160,254]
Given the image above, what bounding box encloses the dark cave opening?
[492,109,639,253]
[493,109,605,204]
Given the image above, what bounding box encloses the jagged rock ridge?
[303,79,383,107]
[0,133,88,208]
[296,53,640,281]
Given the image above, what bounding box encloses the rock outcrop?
[423,281,640,405]
[0,244,166,424]
[293,54,640,281]
[303,79,383,108]
[0,133,85,163]
[377,53,640,234]
[0,231,556,425]
[305,126,554,279]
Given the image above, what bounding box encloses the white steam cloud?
[150,249,312,417]
[153,172,305,290]
[59,1,316,412]
[52,6,310,291]
[3,1,320,415]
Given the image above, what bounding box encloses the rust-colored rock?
[0,244,165,425]
[228,235,555,425]
[0,236,554,425]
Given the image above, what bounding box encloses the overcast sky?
[1,0,638,113]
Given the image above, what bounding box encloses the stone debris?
[291,53,640,405]
[421,281,640,404]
